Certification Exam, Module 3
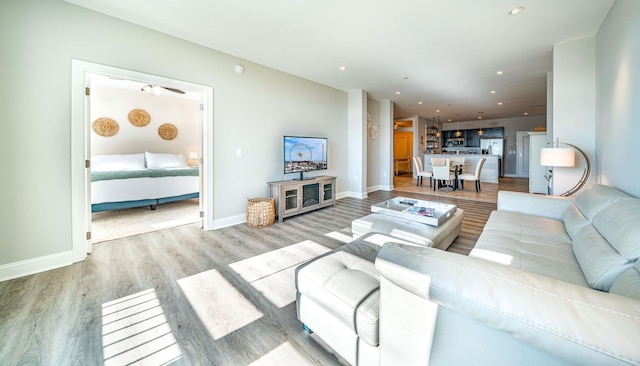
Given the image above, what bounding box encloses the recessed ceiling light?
[478,116,482,119]
[496,70,504,75]
[395,91,400,95]
[339,66,347,71]
[508,6,525,16]
[524,112,529,115]
[491,90,496,94]
[498,102,503,105]
[418,101,423,105]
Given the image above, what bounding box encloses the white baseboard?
[342,191,368,199]
[211,213,246,230]
[0,251,73,282]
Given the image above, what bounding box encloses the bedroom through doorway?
[87,73,204,244]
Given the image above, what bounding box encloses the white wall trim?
[0,251,72,282]
[212,214,246,230]
[343,191,368,199]
[367,185,382,193]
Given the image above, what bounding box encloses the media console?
[267,175,336,223]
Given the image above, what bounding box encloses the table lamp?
[188,151,199,166]
[540,138,590,196]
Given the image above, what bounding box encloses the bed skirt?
[91,192,199,213]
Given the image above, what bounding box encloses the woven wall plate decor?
[158,123,178,140]
[128,109,151,127]
[92,117,119,137]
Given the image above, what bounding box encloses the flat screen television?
[284,136,328,180]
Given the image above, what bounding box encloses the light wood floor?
[0,178,527,365]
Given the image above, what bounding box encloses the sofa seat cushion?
[351,210,463,250]
[471,211,589,287]
[295,236,381,347]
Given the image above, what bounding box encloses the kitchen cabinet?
[442,127,503,146]
[466,130,480,147]
[485,127,504,138]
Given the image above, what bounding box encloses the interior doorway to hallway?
[393,119,414,176]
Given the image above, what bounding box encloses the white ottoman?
[351,210,464,250]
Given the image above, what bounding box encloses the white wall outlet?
[236,148,243,157]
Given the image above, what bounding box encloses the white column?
[348,90,367,198]
[379,100,394,190]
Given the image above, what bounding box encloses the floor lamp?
[540,139,591,196]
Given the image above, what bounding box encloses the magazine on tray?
[402,206,435,217]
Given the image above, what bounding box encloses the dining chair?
[458,158,486,192]
[449,157,466,189]
[412,156,432,187]
[431,158,456,192]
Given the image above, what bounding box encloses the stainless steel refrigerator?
[481,139,504,177]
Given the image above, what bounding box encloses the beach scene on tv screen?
[284,136,327,172]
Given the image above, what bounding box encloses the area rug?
[91,199,200,243]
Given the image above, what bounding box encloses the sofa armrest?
[375,243,640,366]
[497,191,573,220]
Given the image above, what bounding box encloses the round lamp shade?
[540,147,575,167]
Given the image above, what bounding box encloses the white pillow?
[145,151,187,169]
[92,153,145,172]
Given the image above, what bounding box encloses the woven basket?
[246,198,275,228]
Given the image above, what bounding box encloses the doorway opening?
[393,119,413,177]
[71,60,214,262]
[88,73,203,243]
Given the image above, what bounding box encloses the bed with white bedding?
[91,152,199,213]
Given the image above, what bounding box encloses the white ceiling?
[67,0,614,123]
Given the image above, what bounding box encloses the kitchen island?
[422,154,499,184]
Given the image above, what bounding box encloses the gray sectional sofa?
[296,184,640,365]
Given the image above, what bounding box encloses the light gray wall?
[552,37,597,195]
[91,85,201,158]
[0,0,348,267]
[596,0,640,197]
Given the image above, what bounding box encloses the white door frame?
[71,60,214,262]
[516,131,530,178]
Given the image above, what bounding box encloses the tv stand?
[268,175,336,223]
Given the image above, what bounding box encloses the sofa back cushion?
[564,185,640,291]
[609,261,640,300]
[572,184,629,219]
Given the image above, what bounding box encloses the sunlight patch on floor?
[101,288,183,366]
[324,229,354,243]
[229,240,331,308]
[248,341,316,366]
[178,269,263,340]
